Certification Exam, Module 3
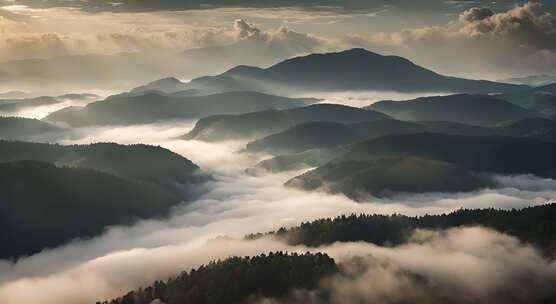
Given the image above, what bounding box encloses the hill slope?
[0,141,208,195]
[183,49,527,95]
[367,94,538,126]
[252,204,556,254]
[0,161,181,259]
[501,82,556,118]
[45,91,315,126]
[0,117,62,140]
[185,104,390,142]
[287,133,556,198]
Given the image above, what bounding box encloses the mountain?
[287,156,491,199]
[101,252,337,304]
[185,104,390,142]
[286,133,556,198]
[0,141,208,196]
[247,148,345,175]
[499,118,556,141]
[244,119,431,155]
[0,93,101,116]
[0,96,60,113]
[500,83,556,118]
[130,77,192,94]
[367,94,538,126]
[247,118,556,173]
[0,117,63,140]
[245,117,555,158]
[245,121,359,155]
[45,91,316,127]
[500,75,556,87]
[0,160,181,259]
[181,49,527,95]
[342,133,556,178]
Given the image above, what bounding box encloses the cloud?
[234,19,262,40]
[0,121,554,303]
[232,18,327,54]
[348,1,556,78]
[459,6,494,23]
[252,227,556,304]
[458,1,556,49]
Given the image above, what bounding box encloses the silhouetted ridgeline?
[99,252,337,304]
[185,48,527,94]
[501,82,556,118]
[367,94,538,126]
[185,103,390,142]
[0,161,181,259]
[0,116,62,139]
[45,91,315,127]
[246,204,556,254]
[287,133,556,198]
[0,141,210,259]
[0,140,208,192]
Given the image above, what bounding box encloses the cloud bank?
[0,121,554,304]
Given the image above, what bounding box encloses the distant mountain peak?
[150,77,183,84]
[222,65,264,77]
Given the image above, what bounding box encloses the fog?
[298,90,452,107]
[0,94,103,119]
[251,227,556,304]
[0,119,553,303]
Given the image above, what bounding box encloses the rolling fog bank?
[0,120,554,303]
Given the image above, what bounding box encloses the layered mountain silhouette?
[0,117,63,140]
[130,77,192,94]
[500,82,556,119]
[0,141,208,194]
[0,141,209,258]
[185,104,390,141]
[367,94,538,126]
[0,93,100,115]
[225,112,556,159]
[248,117,556,173]
[287,133,556,198]
[500,75,556,87]
[0,160,182,259]
[181,49,527,95]
[46,91,316,126]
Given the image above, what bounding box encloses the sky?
[0,0,554,87]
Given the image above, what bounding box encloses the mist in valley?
[0,120,554,304]
[1,1,556,304]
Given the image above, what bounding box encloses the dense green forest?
[0,161,181,259]
[99,252,337,304]
[287,133,556,197]
[247,203,556,254]
[286,157,492,198]
[0,140,208,197]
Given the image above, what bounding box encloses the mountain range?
[185,103,390,142]
[0,141,209,258]
[286,133,556,199]
[174,49,528,95]
[46,91,316,127]
[0,117,63,140]
[367,94,539,126]
[500,82,556,119]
